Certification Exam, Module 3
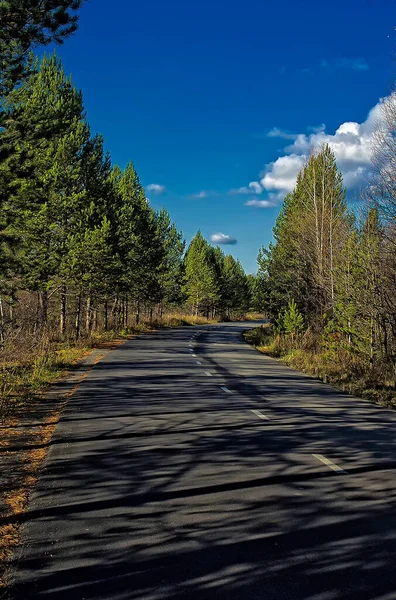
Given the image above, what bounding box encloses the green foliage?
[0,0,86,95]
[182,233,250,318]
[282,299,304,335]
[183,231,220,315]
[275,300,304,335]
[259,144,349,323]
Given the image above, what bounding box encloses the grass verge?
[244,324,396,410]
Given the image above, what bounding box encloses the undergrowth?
[244,324,396,410]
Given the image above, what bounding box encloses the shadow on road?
[10,324,396,600]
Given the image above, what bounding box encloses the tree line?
[256,96,396,387]
[0,2,253,345]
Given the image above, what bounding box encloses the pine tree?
[154,209,185,315]
[183,231,219,316]
[282,299,305,336]
[0,0,86,95]
[223,255,250,318]
[0,53,89,325]
[111,162,161,323]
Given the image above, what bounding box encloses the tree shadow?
[9,322,396,599]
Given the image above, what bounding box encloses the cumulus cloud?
[230,182,263,195]
[210,232,238,245]
[245,199,278,208]
[243,99,383,207]
[146,183,165,194]
[321,57,369,71]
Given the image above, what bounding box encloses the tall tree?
[0,53,89,324]
[261,144,349,324]
[0,0,86,95]
[183,231,219,316]
[222,255,250,318]
[154,208,185,314]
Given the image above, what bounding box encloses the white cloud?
[248,181,262,194]
[245,199,278,208]
[192,190,208,198]
[260,154,306,192]
[244,100,383,206]
[267,127,298,140]
[230,181,263,195]
[322,57,369,72]
[210,232,237,245]
[146,183,165,194]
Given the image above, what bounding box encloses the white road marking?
[220,386,233,394]
[251,409,270,421]
[196,361,202,365]
[189,349,194,352]
[204,371,212,376]
[192,354,196,357]
[312,454,347,474]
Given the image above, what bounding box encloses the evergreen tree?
[223,255,250,317]
[153,208,185,313]
[281,299,305,336]
[0,53,90,324]
[0,0,86,95]
[183,231,219,316]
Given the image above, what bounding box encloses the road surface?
[11,321,396,599]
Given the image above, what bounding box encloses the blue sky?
[54,0,395,273]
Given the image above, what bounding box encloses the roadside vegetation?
[251,100,396,409]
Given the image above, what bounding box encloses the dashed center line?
[312,453,347,474]
[220,386,233,394]
[196,361,202,365]
[204,371,212,377]
[192,354,196,357]
[251,409,270,421]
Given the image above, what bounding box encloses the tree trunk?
[0,295,4,351]
[9,289,16,328]
[60,284,67,336]
[86,296,92,334]
[75,292,82,340]
[104,300,108,331]
[125,298,129,328]
[39,290,48,328]
[111,296,118,329]
[135,300,140,325]
[121,298,126,328]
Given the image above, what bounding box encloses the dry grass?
[0,406,69,589]
[244,324,396,410]
[243,312,267,321]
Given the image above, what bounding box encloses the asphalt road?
[10,321,396,600]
